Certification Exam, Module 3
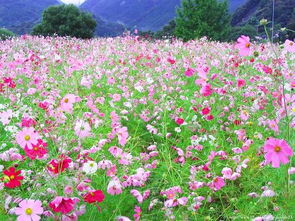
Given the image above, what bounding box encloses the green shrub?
[0,28,15,40]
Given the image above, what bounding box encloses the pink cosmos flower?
[175,118,184,125]
[164,197,188,208]
[74,120,91,138]
[284,39,295,53]
[107,178,123,195]
[200,83,213,97]
[0,109,13,125]
[116,216,131,221]
[236,35,251,56]
[263,138,293,168]
[21,118,37,128]
[112,93,121,102]
[117,127,128,146]
[268,119,279,133]
[208,177,225,191]
[184,68,195,77]
[261,189,276,197]
[237,79,246,88]
[15,199,43,221]
[133,206,141,221]
[16,127,40,149]
[49,196,77,214]
[201,107,210,115]
[189,181,205,190]
[60,94,76,113]
[221,167,233,179]
[108,146,123,157]
[240,110,249,121]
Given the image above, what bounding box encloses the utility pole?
[271,0,275,43]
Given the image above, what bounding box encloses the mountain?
[0,0,61,34]
[81,0,181,31]
[232,0,295,27]
[81,0,248,31]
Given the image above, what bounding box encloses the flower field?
[0,35,294,221]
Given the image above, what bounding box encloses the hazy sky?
[61,0,86,5]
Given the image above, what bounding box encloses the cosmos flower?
[117,127,128,146]
[107,178,123,195]
[2,167,23,188]
[47,155,72,174]
[184,68,195,77]
[284,39,295,53]
[82,161,98,174]
[200,83,213,97]
[175,118,184,125]
[133,206,142,221]
[83,190,105,204]
[24,139,48,160]
[16,127,40,149]
[236,35,251,56]
[0,109,13,125]
[74,120,92,138]
[15,199,43,221]
[208,177,225,191]
[60,94,77,113]
[237,79,246,88]
[263,138,293,168]
[49,196,78,214]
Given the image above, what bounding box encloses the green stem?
[263,24,291,195]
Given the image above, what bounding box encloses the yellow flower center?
[168,193,174,198]
[10,175,15,180]
[24,135,30,141]
[25,208,33,215]
[292,107,295,113]
[34,147,38,151]
[64,98,69,103]
[290,42,294,46]
[90,192,95,196]
[89,163,94,167]
[245,43,250,48]
[274,146,281,152]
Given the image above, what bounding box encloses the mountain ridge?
[81,0,248,31]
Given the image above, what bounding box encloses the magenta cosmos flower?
[16,127,40,149]
[49,196,77,214]
[264,138,293,168]
[15,199,43,221]
[236,35,251,56]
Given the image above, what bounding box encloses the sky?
[60,0,86,5]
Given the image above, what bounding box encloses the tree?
[0,28,15,40]
[228,25,258,42]
[32,4,96,39]
[174,0,231,41]
[155,20,176,39]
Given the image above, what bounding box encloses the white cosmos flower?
[175,127,181,133]
[82,161,98,174]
